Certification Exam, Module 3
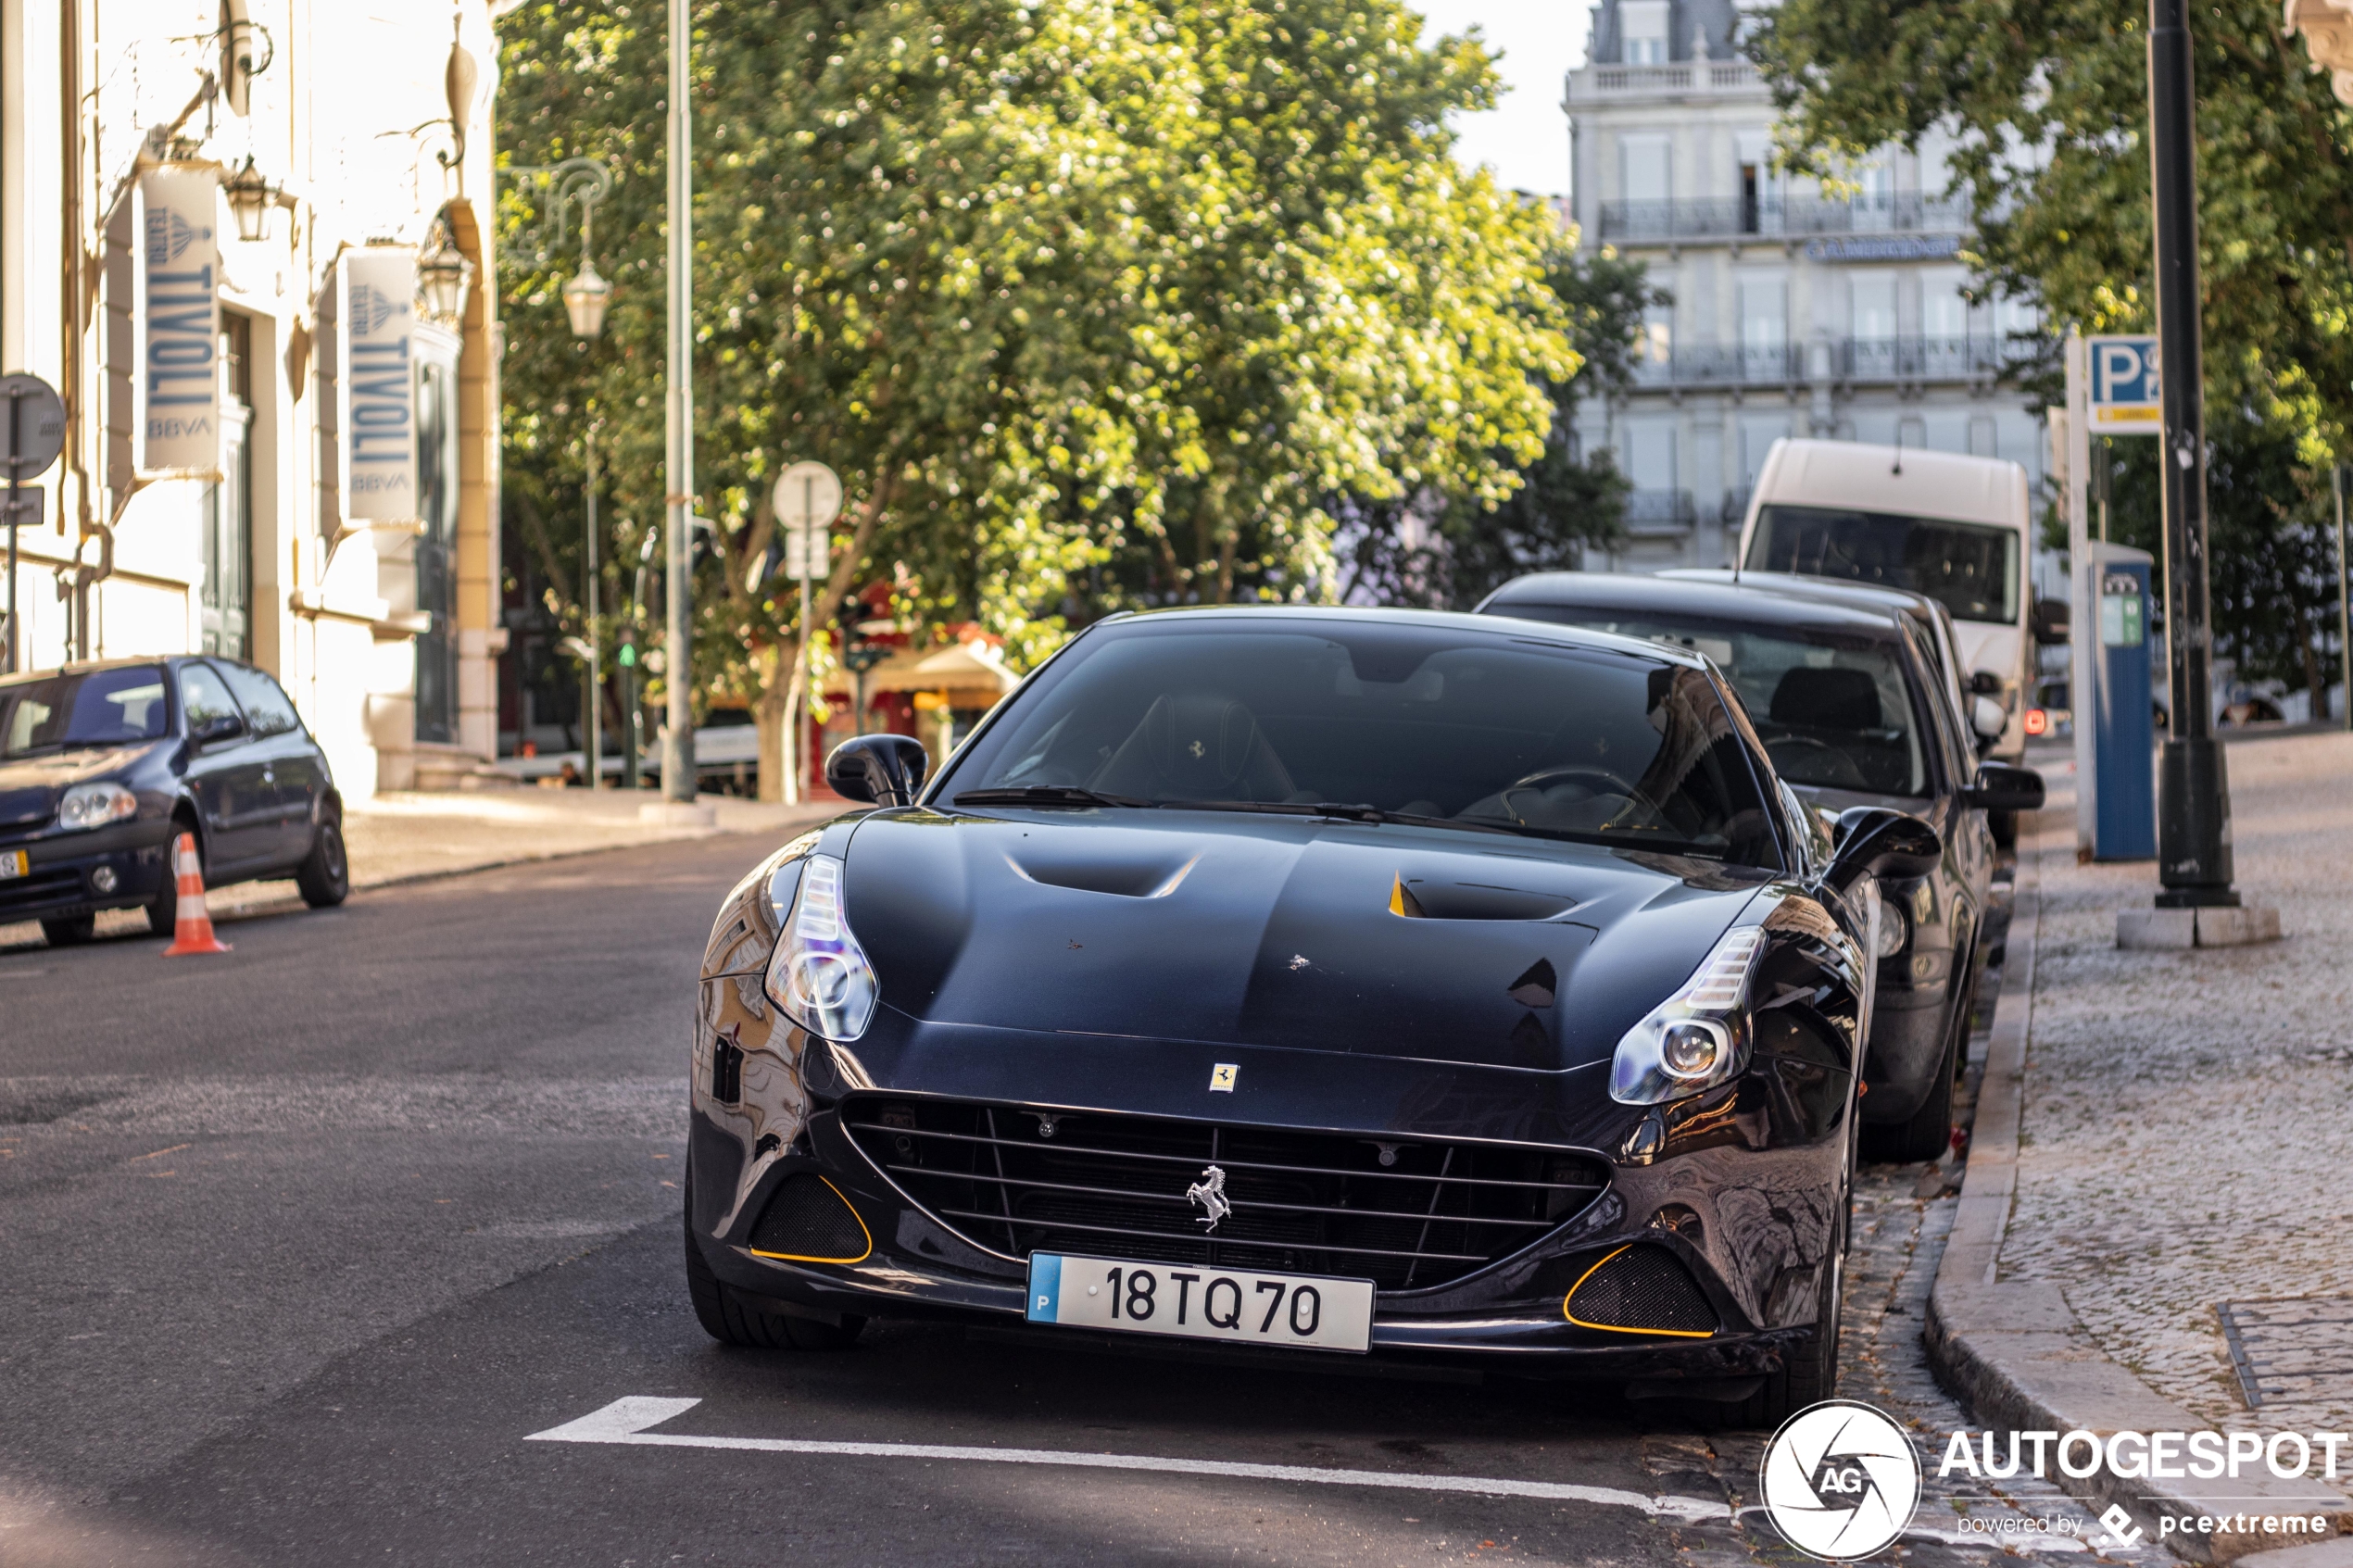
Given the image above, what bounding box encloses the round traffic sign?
[0,374,67,479]
[774,460,842,531]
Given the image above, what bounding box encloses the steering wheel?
[1506,765,1638,798]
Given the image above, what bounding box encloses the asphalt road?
[0,835,2124,1567]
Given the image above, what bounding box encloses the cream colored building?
[1,0,507,796]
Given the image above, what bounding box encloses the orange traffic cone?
[161,832,231,956]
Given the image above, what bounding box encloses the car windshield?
[0,666,171,758]
[1745,504,2020,625]
[942,618,1783,866]
[1496,610,1931,797]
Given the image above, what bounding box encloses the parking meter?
[2077,544,2157,859]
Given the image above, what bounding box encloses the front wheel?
[1732,1247,1843,1430]
[1862,1001,1963,1164]
[295,811,349,909]
[683,1194,864,1350]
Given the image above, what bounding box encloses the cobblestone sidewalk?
[2001,732,2353,1436]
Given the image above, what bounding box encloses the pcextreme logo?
[1759,1400,1923,1561]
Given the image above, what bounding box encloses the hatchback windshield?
[0,666,171,758]
[943,618,1782,866]
[1745,504,2019,625]
[1495,611,1930,797]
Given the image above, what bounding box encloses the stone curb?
[1923,819,2353,1563]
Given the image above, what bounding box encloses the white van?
[1733,438,2033,759]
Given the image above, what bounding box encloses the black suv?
[0,658,348,946]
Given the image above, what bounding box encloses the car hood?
[841,808,1767,1073]
[0,746,157,829]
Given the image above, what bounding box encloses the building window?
[201,314,255,660]
[413,337,462,745]
[1638,303,1673,364]
[1621,0,1671,63]
[1921,268,1970,342]
[1619,133,1671,203]
[1849,272,1897,345]
[1621,419,1678,490]
[1738,275,1787,373]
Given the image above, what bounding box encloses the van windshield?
[1745,504,2020,625]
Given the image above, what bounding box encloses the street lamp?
[562,262,610,339]
[417,223,473,325]
[222,156,275,243]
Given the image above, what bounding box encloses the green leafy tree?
[497,0,1574,796]
[1755,0,2353,702]
[1337,239,1658,608]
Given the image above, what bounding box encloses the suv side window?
[215,662,303,739]
[178,662,245,733]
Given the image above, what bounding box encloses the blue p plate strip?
[1026,1253,1061,1323]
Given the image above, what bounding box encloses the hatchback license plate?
[1026,1251,1374,1353]
[0,850,25,880]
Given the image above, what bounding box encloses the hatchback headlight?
[57,782,137,832]
[761,854,879,1041]
[1610,925,1767,1105]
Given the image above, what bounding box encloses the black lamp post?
[2146,0,2238,908]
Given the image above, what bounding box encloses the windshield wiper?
[952,785,1157,809]
[1171,799,1528,838]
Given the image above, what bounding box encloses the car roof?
[0,654,181,687]
[1660,569,1945,625]
[1112,602,1715,671]
[1476,571,1905,641]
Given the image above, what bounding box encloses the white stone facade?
[1,0,507,797]
[1567,0,2047,571]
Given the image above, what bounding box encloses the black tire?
[1730,1239,1844,1431]
[1862,1002,1962,1164]
[294,810,349,909]
[148,820,198,935]
[41,914,97,947]
[683,1194,864,1350]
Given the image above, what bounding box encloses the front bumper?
[686,980,1856,1384]
[0,817,176,922]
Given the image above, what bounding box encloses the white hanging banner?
[136,166,221,477]
[341,247,421,522]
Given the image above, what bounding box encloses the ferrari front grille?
[841,1096,1608,1293]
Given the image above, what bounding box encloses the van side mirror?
[1967,671,2004,696]
[2031,598,2071,646]
[1964,762,2045,814]
[1827,807,1942,891]
[824,734,929,808]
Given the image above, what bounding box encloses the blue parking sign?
[2088,336,2161,433]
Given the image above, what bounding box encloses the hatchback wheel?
[295,812,349,909]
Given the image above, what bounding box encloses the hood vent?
[1390,873,1578,922]
[1003,848,1199,900]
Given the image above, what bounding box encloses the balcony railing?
[1580,61,1762,96]
[1629,344,1805,388]
[1626,335,2013,390]
[1623,489,1698,532]
[1596,192,1970,244]
[1837,335,2007,382]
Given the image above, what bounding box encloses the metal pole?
[661,0,696,803]
[585,425,601,787]
[2146,0,2237,907]
[2334,463,2350,731]
[794,544,812,804]
[6,389,22,676]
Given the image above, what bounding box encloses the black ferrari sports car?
[686,608,1938,1423]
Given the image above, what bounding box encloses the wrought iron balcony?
[1596,192,1970,245]
[1628,344,1804,388]
[1623,489,1698,533]
[1624,336,2013,391]
[1836,335,2009,383]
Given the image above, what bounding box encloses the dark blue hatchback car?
[0,657,347,946]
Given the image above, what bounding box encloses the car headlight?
[57,783,137,832]
[1610,925,1767,1105]
[761,854,879,1041]
[1875,899,1912,960]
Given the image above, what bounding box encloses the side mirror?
[1967,670,2004,697]
[2031,597,2071,646]
[1828,807,1942,891]
[1970,695,2007,741]
[191,712,246,746]
[1964,762,2045,814]
[825,734,929,808]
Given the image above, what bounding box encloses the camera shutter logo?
[1757,1400,1921,1561]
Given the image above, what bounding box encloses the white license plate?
[0,850,25,880]
[1026,1251,1375,1353]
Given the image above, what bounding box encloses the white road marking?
[526,1397,1731,1520]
